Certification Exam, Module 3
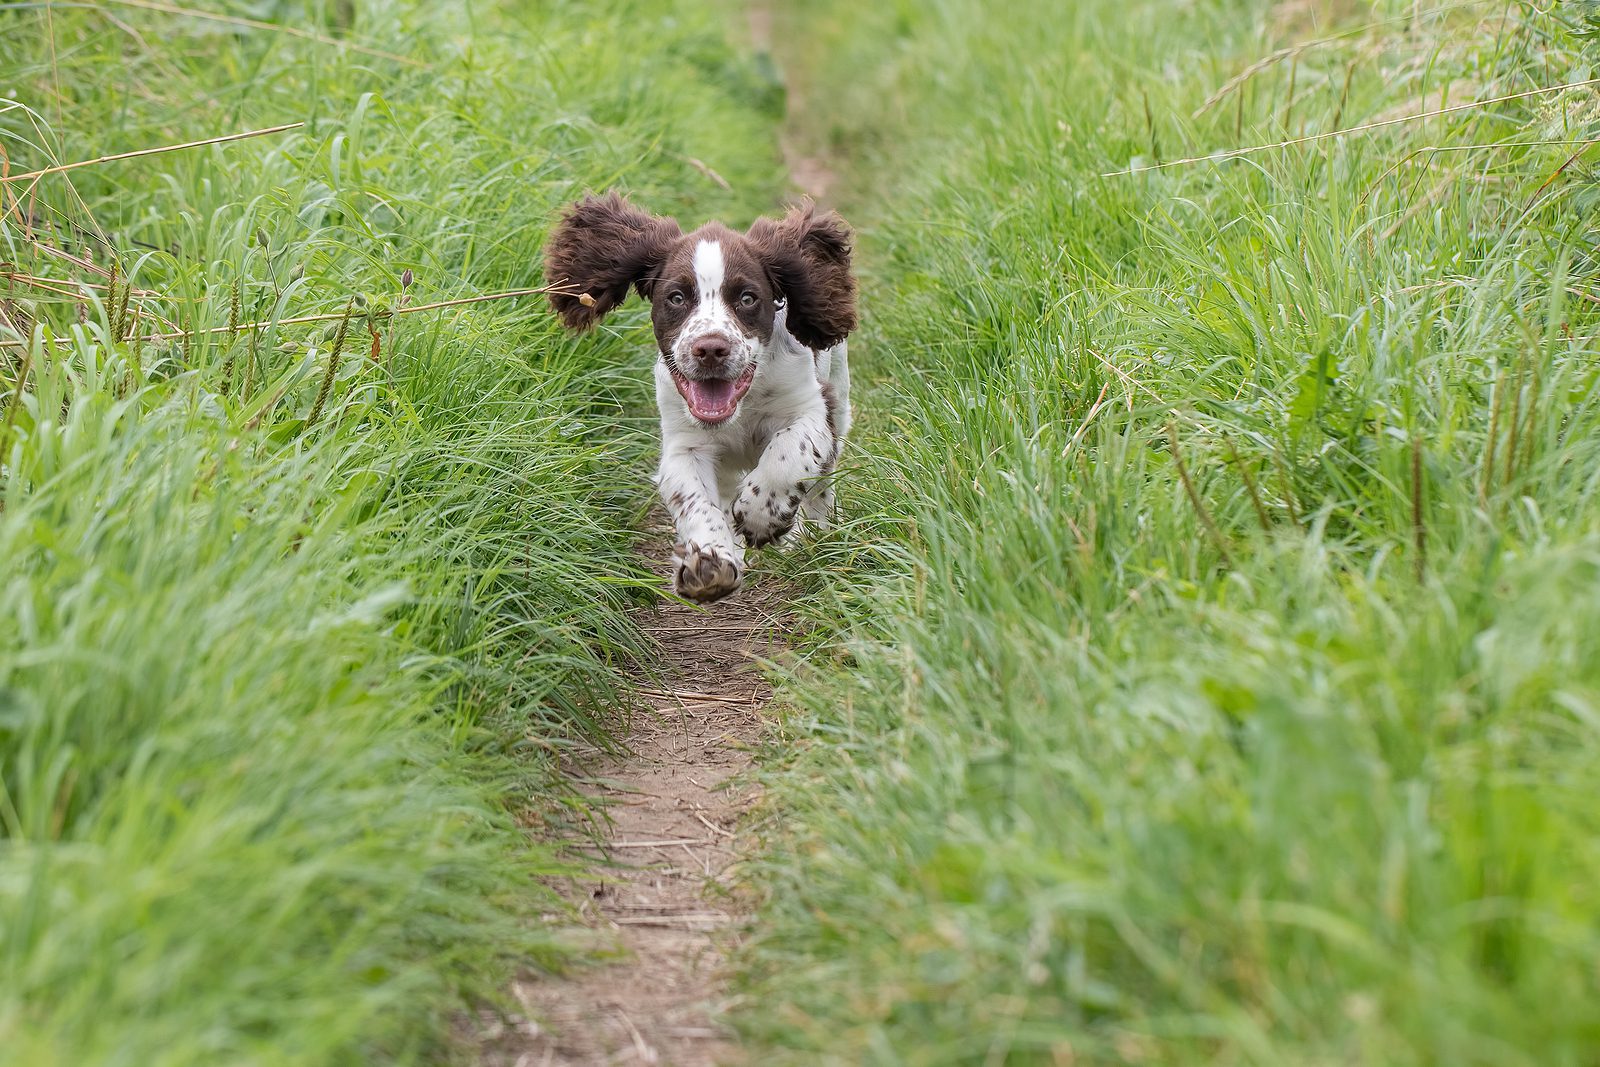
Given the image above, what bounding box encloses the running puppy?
[544,193,856,602]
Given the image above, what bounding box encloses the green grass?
[7,0,1600,1062]
[743,1,1600,1063]
[0,1,780,1062]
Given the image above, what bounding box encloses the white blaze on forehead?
[693,239,725,306]
[680,237,742,347]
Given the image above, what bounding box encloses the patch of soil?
[477,541,788,1066]
[747,5,838,203]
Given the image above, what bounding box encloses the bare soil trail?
[476,533,789,1067]
[747,5,836,203]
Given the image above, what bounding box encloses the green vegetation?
[0,2,777,1062]
[7,0,1600,1062]
[747,1,1600,1063]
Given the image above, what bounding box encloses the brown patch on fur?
[544,192,683,330]
[746,202,857,351]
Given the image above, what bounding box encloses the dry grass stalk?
[1,122,305,187]
[1380,171,1460,239]
[1272,448,1303,530]
[1061,381,1111,456]
[98,0,427,67]
[0,272,91,301]
[1192,17,1392,120]
[1107,78,1600,176]
[0,284,579,351]
[1519,135,1600,214]
[1225,435,1273,532]
[1166,421,1233,567]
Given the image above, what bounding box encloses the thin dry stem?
[1,123,305,186]
[1518,135,1600,215]
[0,284,578,350]
[1225,436,1273,532]
[1062,381,1112,456]
[1105,78,1600,176]
[1272,448,1303,530]
[96,0,428,67]
[1166,422,1233,568]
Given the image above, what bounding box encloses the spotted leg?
[659,445,744,602]
[731,412,835,548]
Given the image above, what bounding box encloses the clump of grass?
[744,0,1600,1062]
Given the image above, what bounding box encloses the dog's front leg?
[659,445,745,602]
[732,411,835,548]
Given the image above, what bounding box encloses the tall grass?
[746,0,1600,1062]
[0,1,780,1061]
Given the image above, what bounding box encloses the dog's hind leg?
[824,340,851,442]
[798,340,850,533]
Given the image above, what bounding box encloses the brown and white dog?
[544,193,856,602]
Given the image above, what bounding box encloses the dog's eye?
[666,291,688,307]
[739,291,758,308]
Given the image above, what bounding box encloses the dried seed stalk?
[220,280,241,397]
[305,298,353,430]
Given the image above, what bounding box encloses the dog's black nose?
[690,336,731,364]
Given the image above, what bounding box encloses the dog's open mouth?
[669,363,757,425]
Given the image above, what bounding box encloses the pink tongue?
[685,378,737,419]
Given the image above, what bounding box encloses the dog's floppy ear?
[747,202,857,351]
[544,193,683,330]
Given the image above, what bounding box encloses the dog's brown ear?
[747,203,857,350]
[544,193,682,330]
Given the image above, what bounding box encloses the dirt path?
[747,5,835,202]
[477,537,787,1067]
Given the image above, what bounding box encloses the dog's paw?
[671,541,743,602]
[732,480,800,549]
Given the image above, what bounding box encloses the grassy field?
[744,0,1600,1063]
[5,0,1600,1063]
[0,2,778,1062]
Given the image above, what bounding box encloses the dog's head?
[544,193,856,426]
